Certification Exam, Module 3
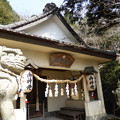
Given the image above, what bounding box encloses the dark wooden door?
[28,76,47,118]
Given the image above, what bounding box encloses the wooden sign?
[50,53,74,68]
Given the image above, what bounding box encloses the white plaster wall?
[47,84,67,112]
[22,49,98,71]
[15,109,26,120]
[40,70,67,79]
[24,18,78,44]
[40,70,67,112]
[48,97,66,112]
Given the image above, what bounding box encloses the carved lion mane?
[0,46,26,120]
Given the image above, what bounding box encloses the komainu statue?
[0,46,26,120]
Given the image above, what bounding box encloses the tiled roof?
[0,27,85,47]
[4,7,85,44]
[0,7,116,60]
[4,8,56,29]
[0,27,116,60]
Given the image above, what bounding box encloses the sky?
[7,0,64,17]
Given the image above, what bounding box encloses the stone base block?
[86,113,107,120]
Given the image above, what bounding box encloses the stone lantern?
[112,80,120,106]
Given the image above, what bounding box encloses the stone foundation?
[86,113,107,120]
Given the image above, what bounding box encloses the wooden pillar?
[96,70,106,113]
[20,96,26,109]
[83,75,90,102]
[83,74,90,119]
[20,96,27,120]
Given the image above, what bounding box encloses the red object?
[25,99,28,103]
[91,92,94,98]
[86,80,88,85]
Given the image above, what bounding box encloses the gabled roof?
[5,7,85,44]
[0,7,116,61]
[5,9,54,29]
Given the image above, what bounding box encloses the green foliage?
[62,0,119,24]
[86,0,119,26]
[62,1,120,115]
[100,61,120,116]
[0,0,20,25]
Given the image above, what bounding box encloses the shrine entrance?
[27,68,85,119]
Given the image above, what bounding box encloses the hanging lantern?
[86,74,96,91]
[20,70,33,95]
[54,83,59,97]
[83,66,97,91]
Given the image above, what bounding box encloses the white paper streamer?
[54,83,59,97]
[66,83,69,96]
[45,83,49,97]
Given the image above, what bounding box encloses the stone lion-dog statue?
[0,46,26,120]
